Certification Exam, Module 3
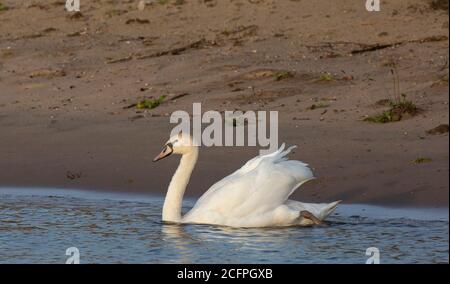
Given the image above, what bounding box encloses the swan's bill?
[153,143,173,162]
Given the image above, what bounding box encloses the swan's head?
[153,132,196,162]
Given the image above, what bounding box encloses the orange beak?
[153,144,173,162]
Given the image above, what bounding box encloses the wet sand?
[0,0,448,206]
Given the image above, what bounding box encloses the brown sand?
[0,0,448,206]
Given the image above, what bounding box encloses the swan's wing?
[184,145,313,224]
[193,143,292,205]
[234,143,287,175]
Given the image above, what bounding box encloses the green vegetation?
[274,71,294,81]
[157,0,169,4]
[412,157,432,164]
[0,2,8,11]
[136,96,166,109]
[318,73,334,82]
[365,95,418,123]
[365,65,419,123]
[0,49,13,58]
[307,103,330,110]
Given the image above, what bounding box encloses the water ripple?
[0,192,448,264]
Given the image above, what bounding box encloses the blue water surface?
[0,187,448,264]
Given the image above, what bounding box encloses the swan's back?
[183,145,326,227]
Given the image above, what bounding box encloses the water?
[0,188,448,264]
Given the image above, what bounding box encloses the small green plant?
[157,0,169,4]
[274,71,294,81]
[390,96,418,113]
[307,103,330,110]
[0,2,8,11]
[412,157,432,164]
[318,73,334,82]
[364,110,393,123]
[364,95,418,123]
[0,49,13,58]
[365,64,419,123]
[136,95,166,109]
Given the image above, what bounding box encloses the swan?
[153,132,340,227]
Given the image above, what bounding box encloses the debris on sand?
[374,99,391,107]
[217,25,258,45]
[169,93,190,101]
[351,36,448,55]
[27,3,51,10]
[307,103,330,111]
[105,9,128,18]
[67,31,84,37]
[221,25,258,38]
[412,157,432,164]
[243,69,295,81]
[129,114,145,122]
[136,39,210,60]
[426,124,449,135]
[30,69,66,79]
[274,71,294,81]
[243,70,277,80]
[123,103,137,109]
[66,171,82,180]
[67,11,84,20]
[107,40,211,64]
[51,1,66,7]
[22,33,44,39]
[126,18,150,25]
[42,27,57,34]
[105,55,133,64]
[429,0,449,11]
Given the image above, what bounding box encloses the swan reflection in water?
[160,221,335,263]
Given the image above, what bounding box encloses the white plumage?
[153,133,340,228]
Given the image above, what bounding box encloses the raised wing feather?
[183,145,313,224]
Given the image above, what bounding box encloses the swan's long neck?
[162,148,198,223]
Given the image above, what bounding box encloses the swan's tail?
[286,200,341,221]
[318,200,341,220]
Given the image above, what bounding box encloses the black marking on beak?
[153,143,174,162]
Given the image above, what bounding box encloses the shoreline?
[1,186,449,211]
[1,186,449,222]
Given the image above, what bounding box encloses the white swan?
[153,132,340,227]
